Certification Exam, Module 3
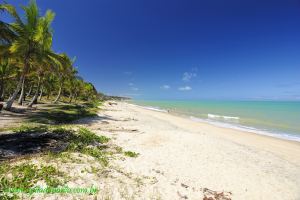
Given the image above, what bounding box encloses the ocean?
[132,100,300,142]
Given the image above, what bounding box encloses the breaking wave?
[207,114,239,122]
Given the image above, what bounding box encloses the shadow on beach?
[0,130,70,161]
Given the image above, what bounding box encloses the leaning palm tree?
[27,52,60,107]
[65,67,80,103]
[0,1,56,110]
[52,54,73,104]
[27,11,57,107]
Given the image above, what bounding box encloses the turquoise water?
[132,100,300,141]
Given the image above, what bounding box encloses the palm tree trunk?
[26,85,33,98]
[38,86,43,101]
[53,83,62,104]
[28,77,41,107]
[18,77,26,105]
[4,75,24,110]
[4,60,29,110]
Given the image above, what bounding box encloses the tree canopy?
[0,0,100,110]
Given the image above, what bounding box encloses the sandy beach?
[92,101,300,200]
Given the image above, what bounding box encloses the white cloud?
[182,72,197,82]
[131,87,139,91]
[178,86,192,91]
[160,85,170,90]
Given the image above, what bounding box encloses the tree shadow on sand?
[0,125,111,162]
[27,104,99,124]
[0,128,71,161]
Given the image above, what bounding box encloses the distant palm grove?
[0,0,101,110]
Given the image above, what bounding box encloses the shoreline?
[97,101,300,199]
[130,103,300,143]
[127,102,300,165]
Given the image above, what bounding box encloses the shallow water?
[132,100,300,142]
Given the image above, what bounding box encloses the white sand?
[93,101,300,200]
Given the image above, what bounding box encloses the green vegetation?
[124,151,140,158]
[3,124,112,165]
[29,101,101,124]
[71,127,110,144]
[65,127,110,166]
[12,124,48,133]
[35,126,112,166]
[0,0,102,110]
[0,125,112,199]
[0,163,65,196]
[0,121,140,199]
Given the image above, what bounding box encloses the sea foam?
[190,116,300,142]
[208,114,239,122]
[130,104,168,113]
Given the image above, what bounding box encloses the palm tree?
[0,1,55,110]
[1,1,101,108]
[53,54,73,104]
[28,10,57,107]
[17,77,26,105]
[28,51,61,107]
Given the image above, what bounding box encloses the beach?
[94,101,300,200]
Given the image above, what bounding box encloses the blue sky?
[3,0,300,100]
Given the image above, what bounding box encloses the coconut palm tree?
[0,1,56,110]
[1,1,101,108]
[52,54,73,104]
[27,11,58,107]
